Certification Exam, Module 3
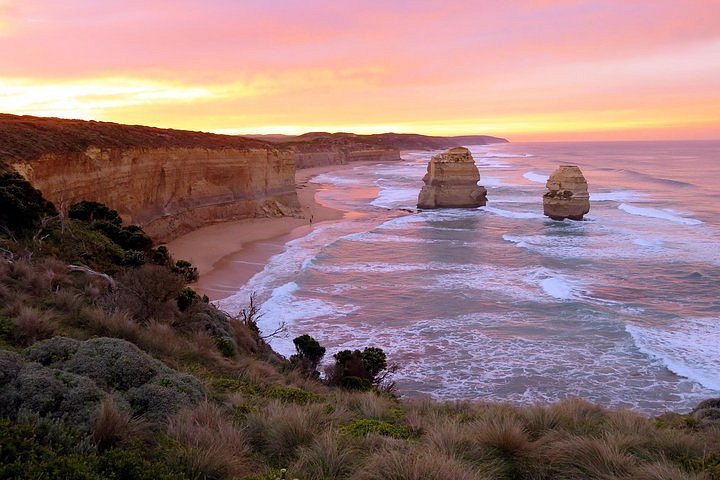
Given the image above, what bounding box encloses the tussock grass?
[353,447,499,480]
[290,431,361,480]
[11,305,56,346]
[92,396,147,451]
[168,400,252,479]
[246,401,326,463]
[539,435,637,479]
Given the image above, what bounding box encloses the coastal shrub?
[0,171,57,236]
[340,419,411,439]
[117,265,185,322]
[25,335,80,366]
[23,337,205,422]
[327,347,392,390]
[69,201,123,226]
[691,398,720,427]
[0,416,188,480]
[60,337,163,390]
[0,354,104,429]
[267,385,320,404]
[125,372,206,421]
[290,334,325,378]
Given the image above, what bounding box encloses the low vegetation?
[1,172,719,479]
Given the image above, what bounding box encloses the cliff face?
[11,146,299,242]
[0,114,409,242]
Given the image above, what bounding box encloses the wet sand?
[166,163,371,300]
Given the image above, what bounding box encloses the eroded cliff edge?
[0,115,401,242]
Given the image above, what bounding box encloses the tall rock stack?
[417,147,487,209]
[543,165,590,220]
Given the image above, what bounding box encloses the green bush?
[0,417,188,480]
[290,334,325,378]
[339,419,411,439]
[0,171,57,235]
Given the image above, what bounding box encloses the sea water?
[218,141,720,414]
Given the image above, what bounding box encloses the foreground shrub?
[0,416,186,480]
[24,337,206,421]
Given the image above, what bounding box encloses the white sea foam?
[592,190,647,202]
[633,238,664,249]
[626,318,720,391]
[257,281,360,356]
[472,152,534,158]
[313,262,429,274]
[523,171,549,184]
[539,277,580,300]
[370,186,419,209]
[481,176,516,187]
[310,173,364,186]
[481,206,545,220]
[618,204,702,225]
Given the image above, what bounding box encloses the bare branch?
[68,264,117,290]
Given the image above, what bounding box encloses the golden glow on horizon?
[1,1,719,141]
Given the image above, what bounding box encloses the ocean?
[218,140,720,415]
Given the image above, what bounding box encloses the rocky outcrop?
[543,165,590,220]
[417,147,487,209]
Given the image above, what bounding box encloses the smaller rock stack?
[417,147,487,209]
[543,165,590,220]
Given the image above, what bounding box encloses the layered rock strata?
[417,147,487,209]
[12,146,300,242]
[543,165,590,220]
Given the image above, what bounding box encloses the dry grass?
[632,461,708,480]
[352,447,499,480]
[11,305,55,346]
[168,400,252,480]
[93,396,146,451]
[539,435,637,479]
[337,391,397,421]
[246,401,325,462]
[290,431,362,480]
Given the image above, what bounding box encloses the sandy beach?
[166,163,370,300]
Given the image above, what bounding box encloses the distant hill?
[246,131,509,149]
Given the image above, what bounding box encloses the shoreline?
[166,161,378,300]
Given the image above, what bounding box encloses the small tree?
[290,334,326,378]
[327,347,394,391]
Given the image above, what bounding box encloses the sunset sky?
[1,0,719,141]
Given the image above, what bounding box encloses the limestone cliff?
[543,165,590,221]
[11,146,299,242]
[417,147,487,209]
[0,114,400,242]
